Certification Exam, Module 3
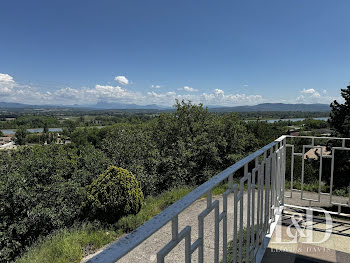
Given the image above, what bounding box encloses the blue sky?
[0,0,349,106]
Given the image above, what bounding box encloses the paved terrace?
[83,191,350,263]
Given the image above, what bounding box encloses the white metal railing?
[88,136,288,263]
[283,135,350,216]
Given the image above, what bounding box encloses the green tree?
[14,126,28,145]
[86,166,144,223]
[246,121,284,147]
[0,143,112,261]
[71,127,89,146]
[152,100,256,188]
[0,145,83,261]
[329,84,350,136]
[102,123,160,195]
[43,121,49,134]
[328,85,350,191]
[63,119,77,134]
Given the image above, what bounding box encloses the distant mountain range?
[0,101,40,109]
[0,101,167,110]
[0,101,330,112]
[208,103,331,112]
[91,101,167,110]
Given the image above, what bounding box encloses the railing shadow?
[282,207,350,238]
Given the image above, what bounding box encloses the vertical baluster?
[301,145,306,201]
[239,174,245,263]
[291,145,294,197]
[246,171,251,262]
[222,173,233,263]
[233,185,238,263]
[265,154,271,234]
[263,156,268,235]
[185,229,191,263]
[259,161,264,244]
[198,215,204,263]
[256,166,261,249]
[214,204,219,263]
[330,149,335,204]
[262,151,267,237]
[222,192,228,263]
[250,169,256,259]
[276,149,282,207]
[207,190,212,209]
[282,139,286,205]
[271,148,276,220]
[172,216,178,241]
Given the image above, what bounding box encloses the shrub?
[86,166,144,223]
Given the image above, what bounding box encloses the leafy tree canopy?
[14,126,28,145]
[329,85,350,136]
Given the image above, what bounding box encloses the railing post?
[281,138,286,206]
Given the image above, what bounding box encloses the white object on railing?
[88,136,287,263]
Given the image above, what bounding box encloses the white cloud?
[146,89,262,106]
[3,72,345,107]
[202,89,262,105]
[0,73,44,102]
[114,76,129,85]
[301,88,316,94]
[0,73,142,105]
[299,88,320,99]
[0,73,15,83]
[295,88,340,104]
[0,73,16,95]
[54,84,141,104]
[183,86,198,92]
[0,73,264,106]
[92,85,129,97]
[296,95,305,102]
[214,89,224,96]
[147,91,176,99]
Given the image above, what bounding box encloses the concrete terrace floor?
[85,192,252,263]
[262,208,350,263]
[84,191,350,263]
[116,193,249,263]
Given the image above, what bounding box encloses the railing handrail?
[285,135,350,140]
[88,135,287,263]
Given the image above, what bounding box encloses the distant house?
[0,137,11,146]
[304,146,331,160]
[64,137,72,144]
[290,131,299,136]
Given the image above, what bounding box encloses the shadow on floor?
[282,207,350,238]
[262,208,350,262]
[263,246,350,263]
